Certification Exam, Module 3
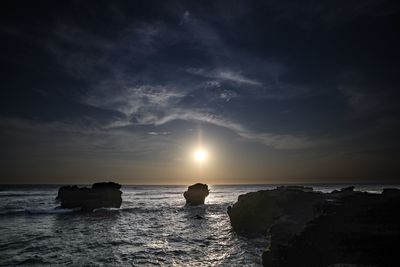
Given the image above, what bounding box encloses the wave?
[120,206,183,214]
[131,191,181,196]
[0,192,54,197]
[0,209,25,215]
[93,207,121,212]
[0,205,184,216]
[26,207,78,214]
[0,207,78,215]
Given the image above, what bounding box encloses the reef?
[227,186,400,266]
[56,182,122,211]
[184,183,209,205]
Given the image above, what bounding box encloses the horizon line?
[1,181,400,186]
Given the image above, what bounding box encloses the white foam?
[93,207,121,212]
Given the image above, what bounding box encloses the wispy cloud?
[84,85,184,117]
[76,78,318,150]
[238,132,316,150]
[20,8,336,151]
[187,67,262,86]
[0,116,175,158]
[179,10,191,25]
[132,112,319,149]
[147,131,170,135]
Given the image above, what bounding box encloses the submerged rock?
[228,186,400,266]
[184,183,209,205]
[56,182,122,211]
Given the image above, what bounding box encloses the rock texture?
[184,183,209,205]
[228,186,324,235]
[56,182,122,211]
[227,186,400,267]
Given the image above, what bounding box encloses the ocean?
[0,184,396,266]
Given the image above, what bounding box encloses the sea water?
[0,184,396,266]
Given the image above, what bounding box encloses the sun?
[194,149,207,162]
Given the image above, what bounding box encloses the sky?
[1,0,400,185]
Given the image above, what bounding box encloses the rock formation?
[227,186,400,266]
[184,183,209,205]
[228,186,324,235]
[56,182,122,211]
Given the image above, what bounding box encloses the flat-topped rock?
[184,183,209,205]
[91,181,121,190]
[56,182,122,211]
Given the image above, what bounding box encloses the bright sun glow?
[194,149,207,162]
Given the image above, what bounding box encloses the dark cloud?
[1,0,399,183]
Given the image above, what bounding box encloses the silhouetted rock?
[382,187,400,196]
[263,190,400,266]
[92,182,121,190]
[227,186,400,266]
[227,186,325,235]
[276,185,314,192]
[331,185,355,194]
[184,183,209,205]
[340,185,355,192]
[56,182,122,211]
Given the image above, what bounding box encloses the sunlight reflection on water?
[2,184,396,266]
[0,185,273,266]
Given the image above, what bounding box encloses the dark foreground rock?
[56,182,122,211]
[184,183,209,205]
[228,186,325,235]
[227,186,400,267]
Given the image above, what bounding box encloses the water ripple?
[0,185,293,266]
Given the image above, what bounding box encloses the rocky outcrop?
[56,182,122,211]
[227,186,400,267]
[227,186,325,235]
[184,183,209,205]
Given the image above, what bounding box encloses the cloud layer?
[1,0,399,183]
